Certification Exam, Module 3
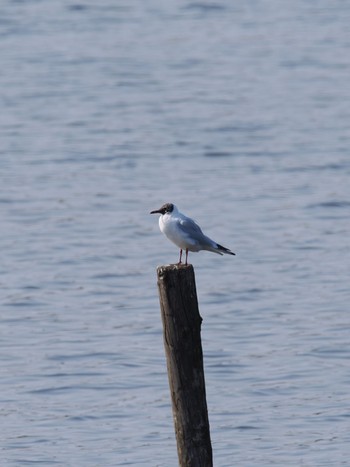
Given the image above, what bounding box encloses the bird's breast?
[160,215,198,250]
[159,215,174,236]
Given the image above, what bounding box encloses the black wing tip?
[217,244,236,255]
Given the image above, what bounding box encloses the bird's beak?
[150,209,161,214]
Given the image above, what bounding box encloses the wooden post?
[157,264,213,467]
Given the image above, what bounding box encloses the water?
[1,1,350,465]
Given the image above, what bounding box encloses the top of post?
[157,263,194,275]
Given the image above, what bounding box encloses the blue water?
[1,1,350,465]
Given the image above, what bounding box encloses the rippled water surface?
[1,1,350,465]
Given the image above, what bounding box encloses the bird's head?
[150,203,175,215]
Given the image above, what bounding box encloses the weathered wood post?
[157,264,213,467]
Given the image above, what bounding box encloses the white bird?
[150,203,235,265]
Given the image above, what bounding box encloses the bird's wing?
[177,216,218,250]
[178,216,203,234]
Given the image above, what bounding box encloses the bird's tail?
[216,243,235,256]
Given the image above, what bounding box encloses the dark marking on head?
[150,203,174,215]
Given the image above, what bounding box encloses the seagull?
[150,203,235,265]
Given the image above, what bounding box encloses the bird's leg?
[178,249,183,264]
[185,248,189,265]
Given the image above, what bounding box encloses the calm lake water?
[1,1,350,465]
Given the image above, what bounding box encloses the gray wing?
[177,217,215,248]
[178,217,204,236]
[178,217,222,255]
